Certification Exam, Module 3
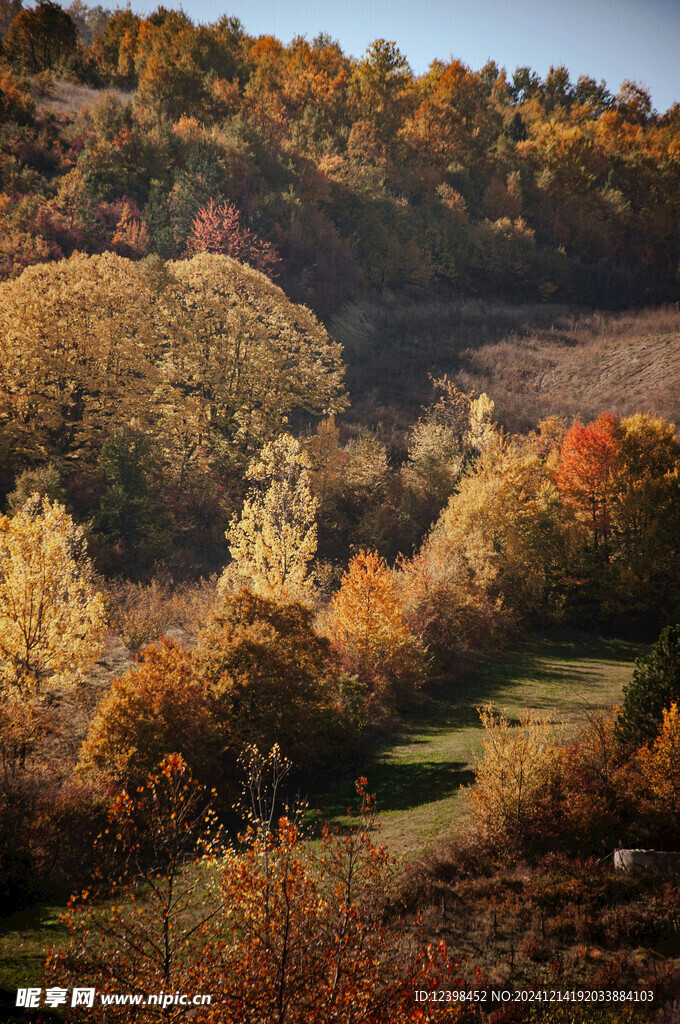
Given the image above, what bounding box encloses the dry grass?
[105,574,218,654]
[331,295,680,432]
[456,304,680,431]
[32,80,133,117]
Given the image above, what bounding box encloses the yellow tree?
[638,702,680,818]
[305,414,345,514]
[324,549,428,705]
[226,434,319,602]
[470,704,558,841]
[424,437,567,621]
[0,495,106,699]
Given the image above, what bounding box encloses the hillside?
[331,297,680,429]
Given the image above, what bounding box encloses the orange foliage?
[209,778,469,1023]
[556,413,621,552]
[51,761,472,1023]
[325,550,428,706]
[78,640,217,789]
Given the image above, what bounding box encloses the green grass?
[0,903,67,1021]
[313,629,646,858]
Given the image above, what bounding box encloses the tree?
[3,0,77,72]
[94,427,175,570]
[0,254,166,474]
[78,640,218,791]
[227,434,319,602]
[305,414,345,517]
[603,414,680,627]
[556,413,621,557]
[6,462,65,512]
[184,198,281,278]
[194,590,348,770]
[164,254,348,451]
[423,437,567,623]
[401,377,473,539]
[49,755,224,1018]
[324,549,428,706]
[0,0,23,42]
[53,762,468,1023]
[0,495,105,699]
[470,704,558,842]
[208,775,467,1024]
[0,253,347,491]
[617,625,680,749]
[638,701,680,818]
[351,39,414,146]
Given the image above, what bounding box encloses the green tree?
[94,428,174,569]
[617,625,680,749]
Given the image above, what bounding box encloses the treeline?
[1,0,680,308]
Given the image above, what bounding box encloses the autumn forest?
[2,1,680,1021]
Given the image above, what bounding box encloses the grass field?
[0,629,646,1015]
[314,629,646,857]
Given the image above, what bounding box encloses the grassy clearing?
[0,904,66,1021]
[314,629,646,858]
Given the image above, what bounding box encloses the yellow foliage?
[0,252,348,481]
[226,434,319,602]
[471,703,559,840]
[324,549,428,703]
[304,414,345,511]
[466,392,497,456]
[427,438,566,617]
[638,701,680,816]
[0,495,106,698]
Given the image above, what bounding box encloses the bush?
[78,640,219,790]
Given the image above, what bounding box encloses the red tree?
[184,198,281,277]
[556,413,621,555]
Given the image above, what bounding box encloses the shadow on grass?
[319,760,476,819]
[310,629,645,824]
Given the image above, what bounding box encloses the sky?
[124,0,680,113]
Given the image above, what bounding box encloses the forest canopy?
[0,1,679,310]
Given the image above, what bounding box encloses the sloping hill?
[330,296,680,429]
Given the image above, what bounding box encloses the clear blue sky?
[125,0,680,113]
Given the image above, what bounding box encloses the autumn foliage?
[184,197,281,277]
[324,549,429,706]
[556,413,621,553]
[53,758,471,1022]
[0,494,105,698]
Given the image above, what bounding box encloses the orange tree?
[323,549,429,708]
[193,589,355,771]
[77,640,219,791]
[556,413,621,558]
[206,778,471,1024]
[48,754,225,1019]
